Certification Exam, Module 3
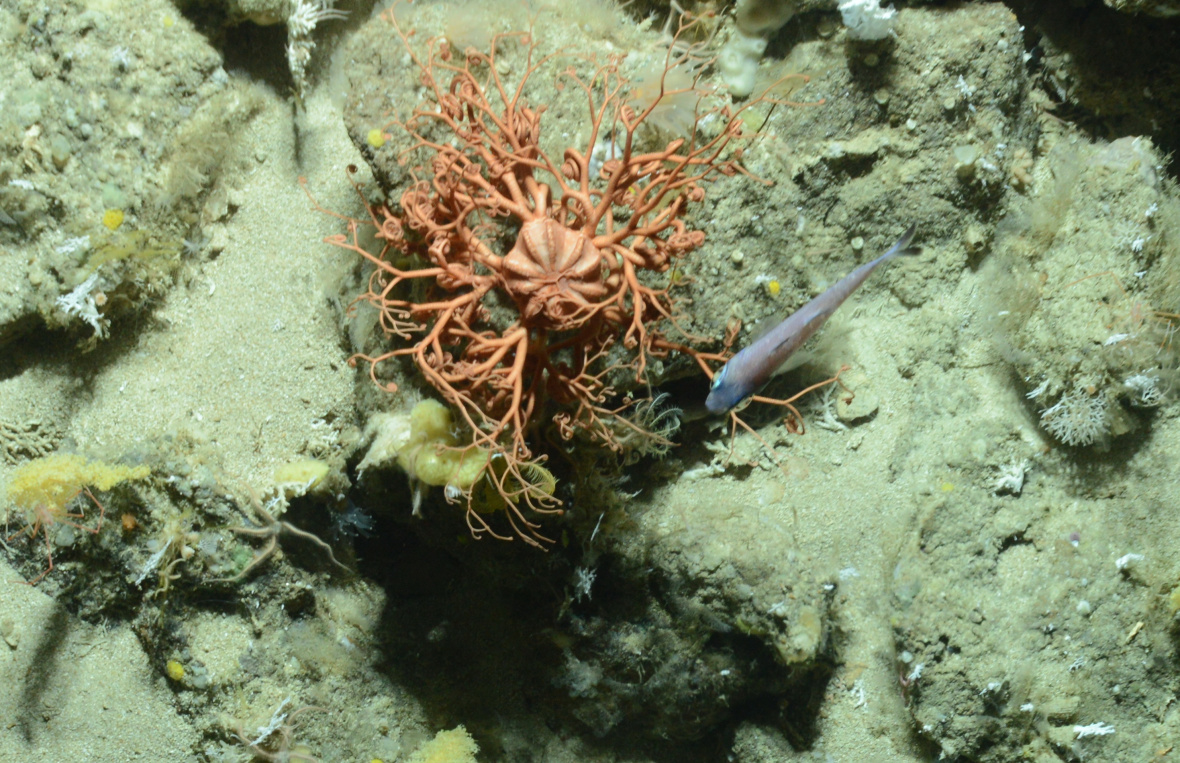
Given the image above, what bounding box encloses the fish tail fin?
[888,223,920,258]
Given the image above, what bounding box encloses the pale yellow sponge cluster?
[6,453,150,517]
[356,400,557,517]
[397,400,486,490]
[274,458,331,497]
[406,725,479,763]
[356,400,488,493]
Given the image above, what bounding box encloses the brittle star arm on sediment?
[215,500,350,584]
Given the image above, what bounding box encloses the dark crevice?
[1006,0,1180,161]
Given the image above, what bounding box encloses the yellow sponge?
[398,400,486,490]
[407,725,478,763]
[7,453,149,516]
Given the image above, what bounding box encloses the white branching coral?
[56,271,109,338]
[572,566,597,602]
[1039,388,1107,446]
[1024,379,1049,400]
[249,697,292,747]
[1073,721,1115,739]
[1124,372,1165,406]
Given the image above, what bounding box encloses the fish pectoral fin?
[771,348,812,378]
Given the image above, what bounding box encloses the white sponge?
[838,0,897,41]
[717,31,769,97]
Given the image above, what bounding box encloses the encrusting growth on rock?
[4,453,149,584]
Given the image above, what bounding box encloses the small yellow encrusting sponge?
[102,208,125,231]
[164,659,186,682]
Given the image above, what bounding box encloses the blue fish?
[706,225,918,414]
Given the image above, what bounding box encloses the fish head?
[705,365,747,414]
